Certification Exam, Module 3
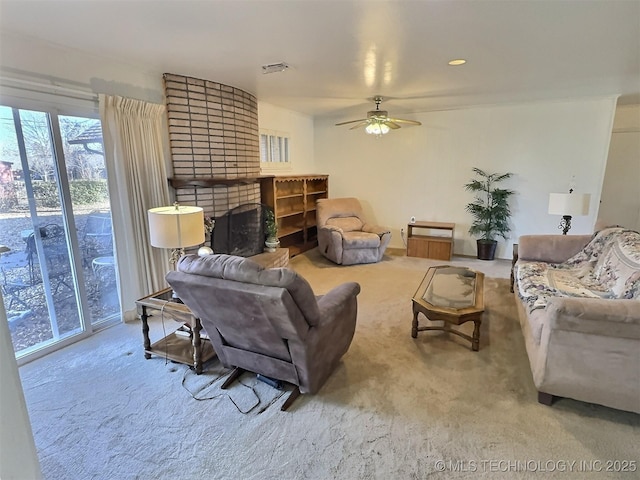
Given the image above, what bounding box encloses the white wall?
[0,31,164,103]
[599,104,640,231]
[258,101,316,175]
[315,97,617,259]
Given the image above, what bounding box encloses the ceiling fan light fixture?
[365,121,390,136]
[335,96,421,135]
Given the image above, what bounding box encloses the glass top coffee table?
[411,265,485,351]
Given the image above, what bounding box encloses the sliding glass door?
[0,105,119,360]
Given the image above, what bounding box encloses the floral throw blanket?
[517,227,640,313]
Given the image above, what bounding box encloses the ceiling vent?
[262,62,290,74]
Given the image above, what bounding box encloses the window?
[260,130,291,172]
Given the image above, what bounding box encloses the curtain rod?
[0,75,98,101]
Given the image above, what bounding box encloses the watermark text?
[432,459,637,473]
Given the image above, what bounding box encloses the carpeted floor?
[19,250,639,479]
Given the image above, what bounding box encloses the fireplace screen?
[212,203,267,257]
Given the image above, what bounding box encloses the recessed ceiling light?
[448,59,467,66]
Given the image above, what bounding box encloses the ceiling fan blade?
[348,120,370,130]
[337,96,423,132]
[335,118,368,126]
[387,118,422,126]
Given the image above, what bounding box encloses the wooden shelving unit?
[407,221,455,260]
[260,175,329,257]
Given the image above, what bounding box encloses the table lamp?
[548,190,591,235]
[148,203,205,268]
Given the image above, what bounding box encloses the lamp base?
[559,215,572,235]
[169,247,185,268]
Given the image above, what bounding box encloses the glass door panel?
[0,105,119,359]
[59,115,119,326]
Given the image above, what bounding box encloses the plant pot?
[476,239,497,261]
[265,238,280,253]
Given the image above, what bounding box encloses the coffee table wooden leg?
[411,308,419,338]
[472,319,481,351]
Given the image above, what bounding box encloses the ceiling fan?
[335,96,422,136]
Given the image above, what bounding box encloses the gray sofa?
[513,227,640,413]
[166,254,360,410]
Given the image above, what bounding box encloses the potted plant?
[464,167,515,260]
[264,207,280,252]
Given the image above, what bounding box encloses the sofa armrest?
[518,234,592,263]
[546,297,640,340]
[362,224,391,236]
[316,282,361,324]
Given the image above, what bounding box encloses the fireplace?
[211,203,267,257]
[164,74,261,229]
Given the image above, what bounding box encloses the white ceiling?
[1,0,639,120]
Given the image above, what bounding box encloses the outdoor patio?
[1,208,119,353]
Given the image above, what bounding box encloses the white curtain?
[99,94,170,321]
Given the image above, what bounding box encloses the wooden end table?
[406,221,455,260]
[136,287,216,374]
[411,265,485,351]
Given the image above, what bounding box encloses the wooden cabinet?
[260,175,329,257]
[407,221,455,260]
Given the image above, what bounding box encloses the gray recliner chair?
[166,254,360,410]
[316,197,391,265]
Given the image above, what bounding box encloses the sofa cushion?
[516,261,606,313]
[342,231,381,249]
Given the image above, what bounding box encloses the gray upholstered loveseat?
[513,227,640,413]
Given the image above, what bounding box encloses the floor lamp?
[148,203,205,269]
[548,191,591,235]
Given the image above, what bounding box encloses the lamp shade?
[548,193,591,216]
[148,205,205,249]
